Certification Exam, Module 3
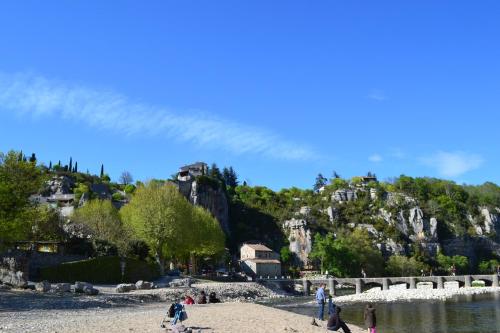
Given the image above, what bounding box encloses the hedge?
[39,256,160,284]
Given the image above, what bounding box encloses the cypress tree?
[74,161,78,173]
[49,161,52,169]
[69,157,73,173]
[100,164,104,178]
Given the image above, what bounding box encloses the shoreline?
[0,299,366,333]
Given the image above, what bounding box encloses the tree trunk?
[155,252,165,275]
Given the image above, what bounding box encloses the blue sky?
[0,1,499,190]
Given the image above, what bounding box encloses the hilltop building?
[177,162,208,182]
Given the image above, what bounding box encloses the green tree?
[478,259,499,274]
[72,200,126,253]
[436,252,469,274]
[24,206,64,241]
[386,255,426,277]
[222,166,238,188]
[313,173,327,192]
[73,183,90,203]
[0,150,44,243]
[121,182,193,274]
[309,233,356,277]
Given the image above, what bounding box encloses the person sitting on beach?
[197,290,207,304]
[183,295,195,305]
[208,291,220,303]
[364,303,376,333]
[328,295,336,316]
[327,306,351,333]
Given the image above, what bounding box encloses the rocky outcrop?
[332,189,357,202]
[178,180,230,235]
[385,192,416,206]
[43,176,74,195]
[283,218,312,268]
[480,207,498,234]
[357,224,379,238]
[377,238,407,256]
[378,207,438,242]
[0,256,28,288]
[466,207,499,236]
[325,206,337,222]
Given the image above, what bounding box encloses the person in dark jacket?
[197,290,207,304]
[327,306,351,333]
[208,291,220,303]
[364,303,376,333]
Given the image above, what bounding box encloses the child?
[364,303,376,333]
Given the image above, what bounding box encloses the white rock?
[116,283,137,293]
[136,280,153,290]
[35,281,51,292]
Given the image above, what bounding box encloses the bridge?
[258,274,500,295]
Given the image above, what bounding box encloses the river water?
[261,291,500,333]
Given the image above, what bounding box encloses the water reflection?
[267,292,500,333]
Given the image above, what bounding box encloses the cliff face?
[179,179,230,235]
[320,187,500,263]
[283,216,312,268]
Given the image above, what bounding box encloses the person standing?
[361,268,367,278]
[328,295,336,316]
[315,283,327,320]
[364,303,377,333]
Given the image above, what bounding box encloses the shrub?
[39,256,159,283]
[126,240,150,261]
[112,192,125,201]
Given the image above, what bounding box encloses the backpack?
[168,303,175,318]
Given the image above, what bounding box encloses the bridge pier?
[382,278,390,291]
[493,274,499,287]
[409,277,416,289]
[464,275,471,287]
[355,278,363,294]
[328,278,335,296]
[436,276,444,289]
[302,278,310,296]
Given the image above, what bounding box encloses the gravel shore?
[0,294,365,333]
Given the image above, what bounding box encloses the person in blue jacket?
[315,283,327,320]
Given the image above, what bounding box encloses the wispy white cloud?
[0,72,318,160]
[367,89,387,101]
[420,151,484,178]
[369,153,383,163]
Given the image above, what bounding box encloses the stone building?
[240,243,281,278]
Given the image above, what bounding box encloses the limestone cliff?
[178,179,230,235]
